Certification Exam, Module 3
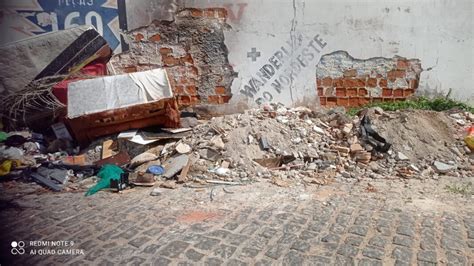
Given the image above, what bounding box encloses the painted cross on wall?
[247,47,261,62]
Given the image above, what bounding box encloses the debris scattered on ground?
[1,104,472,195]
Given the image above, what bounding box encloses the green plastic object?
[85,164,124,196]
[0,132,7,142]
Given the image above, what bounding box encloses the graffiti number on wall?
[65,11,103,35]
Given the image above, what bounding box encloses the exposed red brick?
[319,97,327,105]
[359,97,370,106]
[358,88,368,96]
[135,33,144,41]
[162,56,179,66]
[149,34,161,42]
[346,88,358,97]
[208,95,222,104]
[187,66,199,76]
[337,97,349,106]
[181,54,194,64]
[372,97,383,103]
[185,85,198,95]
[178,95,191,105]
[397,59,409,69]
[387,70,406,80]
[367,78,377,87]
[215,86,226,95]
[317,79,322,86]
[317,87,324,96]
[216,9,228,18]
[123,66,138,73]
[404,89,415,97]
[348,97,360,107]
[344,69,357,78]
[336,88,346,97]
[378,79,388,87]
[221,95,232,103]
[190,9,203,17]
[333,78,344,87]
[159,47,173,55]
[382,88,392,97]
[393,89,404,97]
[410,79,419,89]
[322,77,332,87]
[174,85,185,95]
[190,95,201,105]
[204,9,215,18]
[327,97,337,106]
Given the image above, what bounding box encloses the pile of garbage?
[1,105,472,195]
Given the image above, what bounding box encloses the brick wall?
[316,51,422,107]
[109,8,236,107]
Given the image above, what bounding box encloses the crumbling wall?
[109,8,237,106]
[316,51,422,107]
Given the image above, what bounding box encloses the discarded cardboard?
[95,151,131,167]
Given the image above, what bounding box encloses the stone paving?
[0,176,473,265]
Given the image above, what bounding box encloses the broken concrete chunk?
[131,152,158,168]
[396,152,410,161]
[163,154,189,179]
[433,161,456,174]
[176,143,192,154]
[335,146,350,154]
[350,144,364,153]
[313,126,325,135]
[211,136,225,149]
[199,148,220,161]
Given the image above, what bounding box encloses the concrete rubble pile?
[3,103,472,195]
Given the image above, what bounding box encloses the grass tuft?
[347,97,474,116]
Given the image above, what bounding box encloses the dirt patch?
[371,110,461,161]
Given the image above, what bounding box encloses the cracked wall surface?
[109,8,237,106]
[316,51,422,107]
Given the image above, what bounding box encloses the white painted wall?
[184,0,473,105]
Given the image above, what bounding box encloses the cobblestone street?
[1,176,473,265]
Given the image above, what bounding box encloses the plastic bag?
[85,164,124,196]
